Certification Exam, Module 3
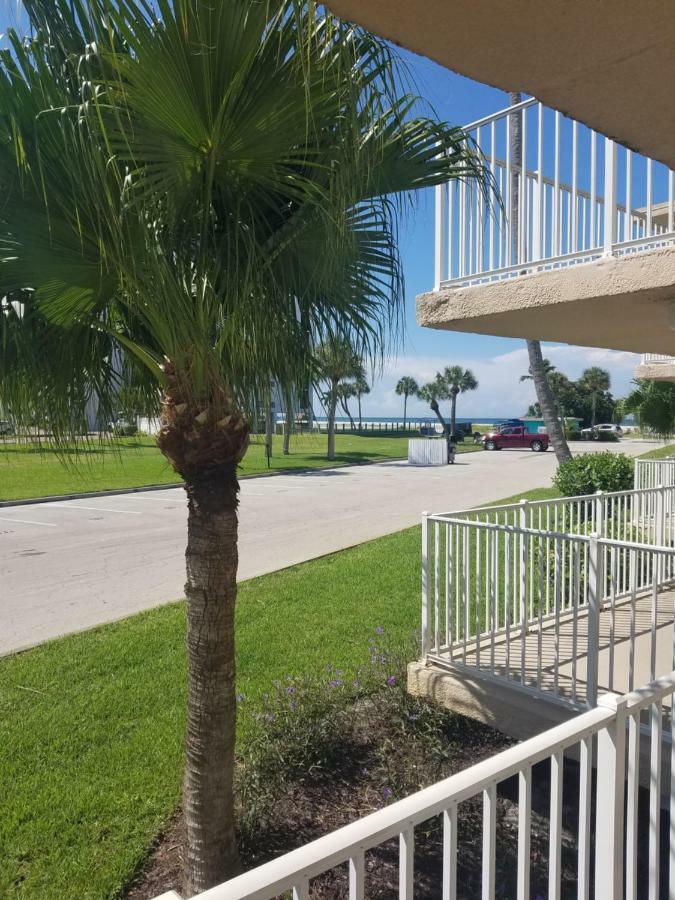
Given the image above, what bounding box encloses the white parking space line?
[123,494,183,503]
[49,503,142,515]
[0,515,57,528]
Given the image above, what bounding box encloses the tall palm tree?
[580,366,611,427]
[418,376,450,433]
[442,365,478,439]
[316,340,363,457]
[509,91,572,464]
[395,376,419,429]
[354,373,370,429]
[0,1,487,892]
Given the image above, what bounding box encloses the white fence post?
[587,534,601,707]
[435,181,448,290]
[595,693,627,899]
[603,138,617,255]
[421,512,430,657]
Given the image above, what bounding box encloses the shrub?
[553,452,633,496]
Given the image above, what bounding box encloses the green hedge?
[553,452,634,496]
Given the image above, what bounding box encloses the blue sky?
[0,6,640,420]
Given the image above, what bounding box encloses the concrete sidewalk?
[0,440,653,655]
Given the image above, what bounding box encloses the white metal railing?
[640,354,675,367]
[434,98,675,289]
[635,457,675,491]
[156,671,675,900]
[421,486,675,707]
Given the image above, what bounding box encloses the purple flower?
[375,625,385,635]
[235,694,245,702]
[386,675,397,686]
[329,679,343,688]
[286,686,295,695]
[266,713,276,723]
[290,701,297,712]
[382,787,392,799]
[352,680,360,689]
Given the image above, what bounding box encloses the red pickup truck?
[481,425,549,452]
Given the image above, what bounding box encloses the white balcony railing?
[162,671,675,900]
[422,486,675,708]
[640,354,675,365]
[435,97,675,289]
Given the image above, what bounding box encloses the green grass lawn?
[636,443,675,460]
[0,484,551,900]
[0,433,480,502]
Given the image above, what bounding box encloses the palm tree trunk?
[403,394,407,430]
[283,413,291,455]
[526,340,572,464]
[357,395,362,430]
[327,379,338,459]
[591,392,597,427]
[183,467,240,895]
[264,401,274,464]
[429,399,448,433]
[510,91,572,466]
[450,390,458,440]
[340,396,355,429]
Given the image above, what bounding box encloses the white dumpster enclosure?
[408,438,448,466]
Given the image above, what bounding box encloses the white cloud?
[356,346,640,420]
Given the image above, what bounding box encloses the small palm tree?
[580,367,611,427]
[337,380,358,428]
[442,366,478,440]
[395,376,419,429]
[417,376,450,433]
[354,374,370,429]
[0,1,487,892]
[620,380,675,438]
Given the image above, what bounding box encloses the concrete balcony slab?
[417,245,675,355]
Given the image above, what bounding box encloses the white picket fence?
[635,456,675,491]
[422,486,675,707]
[156,670,675,900]
[434,97,675,290]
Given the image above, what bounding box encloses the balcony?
[635,353,675,382]
[417,98,675,354]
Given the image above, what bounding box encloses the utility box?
[408,439,450,466]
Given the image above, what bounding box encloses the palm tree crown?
[0,1,488,893]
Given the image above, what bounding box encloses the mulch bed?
[123,695,586,899]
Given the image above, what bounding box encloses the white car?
[580,423,623,439]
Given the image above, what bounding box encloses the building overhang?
[634,362,675,383]
[416,246,675,356]
[326,0,675,171]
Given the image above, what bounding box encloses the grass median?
[0,483,551,899]
[0,432,480,502]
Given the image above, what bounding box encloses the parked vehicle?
[580,423,622,440]
[482,425,549,452]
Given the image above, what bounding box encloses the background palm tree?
[417,376,450,433]
[337,380,357,428]
[395,376,419,429]
[0,1,487,892]
[354,373,370,429]
[442,365,478,439]
[579,367,611,427]
[509,92,572,464]
[316,340,363,456]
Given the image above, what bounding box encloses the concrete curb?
[0,456,410,508]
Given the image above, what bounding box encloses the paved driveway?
[0,440,654,655]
